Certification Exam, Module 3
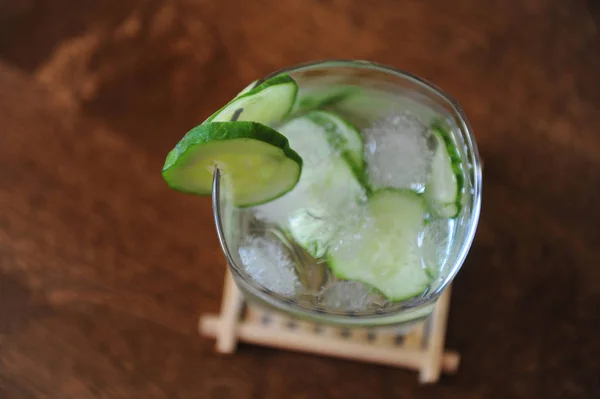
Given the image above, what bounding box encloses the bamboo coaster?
[200,272,459,383]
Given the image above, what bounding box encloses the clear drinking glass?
[213,60,482,328]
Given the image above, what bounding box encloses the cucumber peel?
[162,121,302,207]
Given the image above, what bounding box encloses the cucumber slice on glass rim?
[162,121,302,207]
[206,74,298,125]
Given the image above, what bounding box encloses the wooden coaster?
[200,270,459,383]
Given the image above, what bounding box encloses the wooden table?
[1,1,599,398]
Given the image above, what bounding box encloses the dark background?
[1,1,599,398]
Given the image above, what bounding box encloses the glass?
[213,60,482,327]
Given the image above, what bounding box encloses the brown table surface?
[1,1,599,398]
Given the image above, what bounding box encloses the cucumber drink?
[162,60,482,327]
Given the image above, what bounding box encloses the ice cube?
[363,112,432,192]
[238,236,300,297]
[320,281,386,311]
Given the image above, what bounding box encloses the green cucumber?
[254,115,366,258]
[286,157,366,258]
[296,85,362,111]
[162,121,302,207]
[206,74,298,125]
[280,116,366,258]
[328,190,430,301]
[425,121,464,218]
[305,110,364,173]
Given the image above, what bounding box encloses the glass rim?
[212,59,482,325]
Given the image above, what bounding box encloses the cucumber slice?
[425,121,464,218]
[305,110,364,173]
[286,157,366,258]
[328,190,430,301]
[280,116,366,258]
[162,121,302,207]
[206,74,298,125]
[296,85,362,111]
[254,115,366,258]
